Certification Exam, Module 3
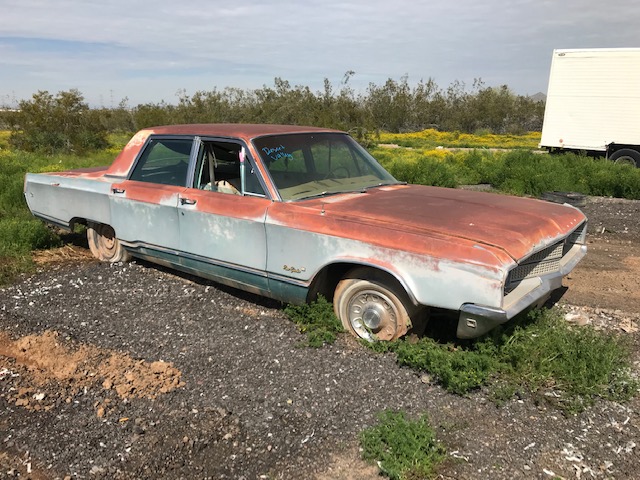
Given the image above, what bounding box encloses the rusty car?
[24,124,587,340]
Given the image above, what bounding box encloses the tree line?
[0,74,545,154]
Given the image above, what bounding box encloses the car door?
[109,137,194,256]
[177,139,271,293]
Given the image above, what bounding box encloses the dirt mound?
[0,330,183,413]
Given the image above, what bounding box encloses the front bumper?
[456,243,587,339]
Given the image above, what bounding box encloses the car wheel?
[334,268,412,342]
[87,222,131,262]
[610,148,640,167]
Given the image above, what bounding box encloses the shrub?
[366,308,638,413]
[8,90,109,154]
[360,410,445,480]
[284,296,343,347]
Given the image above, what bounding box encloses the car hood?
[313,185,586,261]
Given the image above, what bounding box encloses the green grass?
[284,296,344,347]
[368,308,638,414]
[360,410,446,480]
[371,147,640,199]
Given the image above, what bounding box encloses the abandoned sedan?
[24,124,587,340]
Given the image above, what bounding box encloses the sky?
[1,0,640,107]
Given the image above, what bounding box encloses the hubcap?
[347,289,398,341]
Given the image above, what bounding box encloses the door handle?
[112,188,125,194]
[180,198,197,205]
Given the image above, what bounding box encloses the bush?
[371,144,640,200]
[373,148,457,187]
[366,308,637,413]
[284,296,344,347]
[8,90,109,154]
[360,410,445,480]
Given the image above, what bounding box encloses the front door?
[177,139,271,293]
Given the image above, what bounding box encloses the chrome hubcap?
[347,289,398,341]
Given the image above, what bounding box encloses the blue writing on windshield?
[262,145,294,163]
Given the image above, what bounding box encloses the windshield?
[253,132,399,201]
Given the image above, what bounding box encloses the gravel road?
[1,196,639,479]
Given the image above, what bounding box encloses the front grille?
[505,222,586,294]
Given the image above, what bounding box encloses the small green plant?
[365,308,638,413]
[284,296,343,347]
[493,309,638,413]
[360,410,445,480]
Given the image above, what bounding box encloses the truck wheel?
[610,149,640,167]
[334,268,411,342]
[87,223,131,262]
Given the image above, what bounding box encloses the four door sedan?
[24,124,587,341]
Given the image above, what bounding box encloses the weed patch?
[360,410,445,480]
[284,296,343,347]
[367,309,637,413]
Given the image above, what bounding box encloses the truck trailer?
[539,48,640,167]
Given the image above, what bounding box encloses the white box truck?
[539,48,640,167]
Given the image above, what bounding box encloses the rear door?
[110,137,194,253]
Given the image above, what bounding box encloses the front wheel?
[87,223,131,262]
[334,269,412,342]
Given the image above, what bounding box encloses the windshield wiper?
[363,181,406,191]
[297,189,365,201]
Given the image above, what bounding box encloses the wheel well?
[608,145,640,157]
[608,144,640,152]
[69,217,89,232]
[307,263,415,306]
[70,218,116,234]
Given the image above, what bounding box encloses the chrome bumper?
[456,243,587,339]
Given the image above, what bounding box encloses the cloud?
[1,0,640,106]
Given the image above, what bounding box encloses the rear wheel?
[610,148,640,167]
[87,223,131,262]
[334,268,412,342]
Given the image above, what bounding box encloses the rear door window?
[130,138,193,186]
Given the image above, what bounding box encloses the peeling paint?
[24,124,588,339]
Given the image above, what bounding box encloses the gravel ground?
[1,196,639,479]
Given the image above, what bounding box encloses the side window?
[130,138,192,186]
[193,140,266,196]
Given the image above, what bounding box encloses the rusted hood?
[315,185,586,261]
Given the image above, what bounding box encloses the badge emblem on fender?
[283,265,306,274]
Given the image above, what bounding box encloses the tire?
[610,148,640,167]
[87,223,131,262]
[334,268,413,342]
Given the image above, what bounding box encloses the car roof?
[145,124,344,141]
